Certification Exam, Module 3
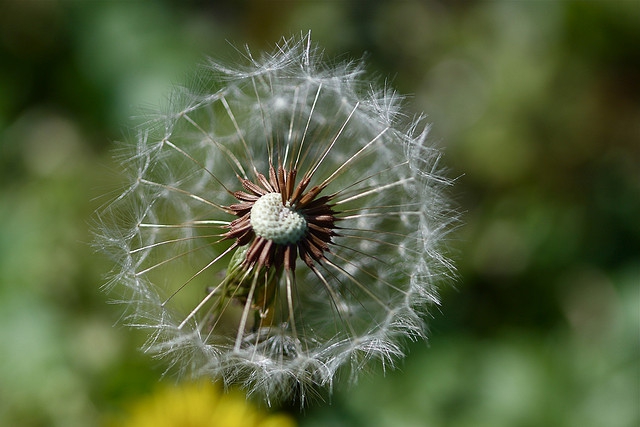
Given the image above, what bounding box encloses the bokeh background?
[1,1,638,426]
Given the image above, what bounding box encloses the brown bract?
[223,162,338,272]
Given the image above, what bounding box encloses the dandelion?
[96,34,455,405]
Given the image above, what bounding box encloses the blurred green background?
[0,1,638,426]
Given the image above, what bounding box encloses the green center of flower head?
[250,193,307,245]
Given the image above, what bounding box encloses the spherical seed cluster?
[250,193,307,246]
[95,34,456,405]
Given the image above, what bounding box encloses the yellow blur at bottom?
[107,381,296,427]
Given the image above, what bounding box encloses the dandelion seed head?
[95,33,456,406]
